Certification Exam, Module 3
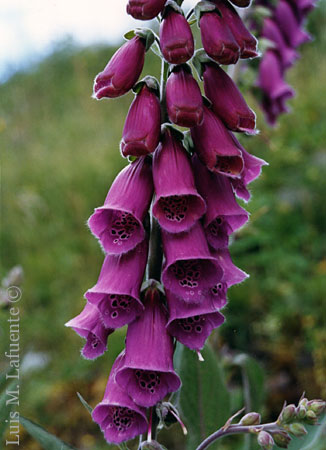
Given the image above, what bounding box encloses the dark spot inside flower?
[111,211,139,245]
[172,260,201,288]
[159,195,189,223]
[134,369,161,393]
[109,406,135,432]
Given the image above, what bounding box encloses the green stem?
[160,58,169,122]
[147,209,163,281]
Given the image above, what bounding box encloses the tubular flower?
[120,82,161,158]
[161,222,223,302]
[192,154,248,249]
[93,36,146,99]
[200,11,240,65]
[85,240,148,328]
[166,289,225,351]
[160,8,194,64]
[166,65,204,127]
[261,18,299,69]
[214,0,258,59]
[274,0,311,48]
[213,248,249,287]
[65,302,113,360]
[203,62,256,133]
[116,287,181,407]
[127,0,167,20]
[191,105,244,178]
[152,129,206,233]
[92,352,148,444]
[88,157,153,254]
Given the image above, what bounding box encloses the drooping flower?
[166,289,225,351]
[85,240,148,328]
[88,157,153,254]
[273,0,311,48]
[161,222,223,301]
[192,154,248,249]
[127,0,167,20]
[93,36,146,99]
[203,62,256,133]
[92,352,148,444]
[65,302,113,360]
[214,0,258,59]
[166,65,203,127]
[116,286,181,407]
[120,80,161,158]
[200,11,240,65]
[291,0,316,22]
[152,129,206,233]
[160,7,194,64]
[212,248,249,287]
[190,105,244,178]
[261,18,299,69]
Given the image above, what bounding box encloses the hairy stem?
[147,209,163,281]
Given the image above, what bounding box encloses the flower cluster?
[254,0,316,125]
[66,0,267,445]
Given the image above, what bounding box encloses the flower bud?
[262,18,298,69]
[299,397,308,408]
[296,405,306,419]
[93,36,145,99]
[257,430,274,449]
[127,0,167,20]
[166,66,203,127]
[307,399,326,416]
[240,412,261,425]
[279,404,297,424]
[288,422,307,437]
[160,8,194,64]
[200,12,240,65]
[121,82,161,157]
[304,409,318,424]
[272,431,291,449]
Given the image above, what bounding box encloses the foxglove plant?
[64,1,323,449]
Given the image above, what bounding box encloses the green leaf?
[174,343,231,450]
[287,413,326,450]
[0,380,18,441]
[233,354,265,412]
[19,416,77,449]
[77,392,92,415]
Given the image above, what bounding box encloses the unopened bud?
[305,410,318,424]
[240,412,261,425]
[257,430,274,449]
[296,405,306,419]
[307,400,326,416]
[141,441,165,450]
[288,422,307,437]
[299,397,308,408]
[272,431,291,448]
[280,404,296,423]
[156,402,187,435]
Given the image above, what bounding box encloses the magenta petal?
[65,302,112,359]
[121,85,161,157]
[166,289,225,351]
[92,352,148,444]
[200,12,240,65]
[160,9,194,64]
[162,223,223,301]
[213,248,248,287]
[191,106,244,178]
[153,130,206,233]
[93,37,145,99]
[127,0,167,20]
[88,157,153,254]
[116,288,181,407]
[274,0,312,48]
[193,155,248,249]
[85,240,148,328]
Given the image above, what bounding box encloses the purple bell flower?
[214,0,258,59]
[262,18,299,69]
[88,157,153,254]
[203,62,256,133]
[120,84,161,158]
[274,0,311,48]
[291,0,317,22]
[116,286,181,407]
[152,129,206,233]
[191,105,244,178]
[200,11,240,65]
[161,222,223,301]
[127,0,167,20]
[166,290,225,351]
[160,9,194,64]
[93,36,145,99]
[85,240,148,328]
[65,302,113,360]
[92,352,148,444]
[213,248,248,287]
[166,66,204,127]
[192,154,248,249]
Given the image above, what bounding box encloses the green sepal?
[76,392,93,415]
[192,49,213,79]
[124,28,155,51]
[161,123,185,142]
[162,0,184,18]
[133,76,160,97]
[194,1,220,23]
[141,279,165,296]
[183,131,195,155]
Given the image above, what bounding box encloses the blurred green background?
[1,3,325,449]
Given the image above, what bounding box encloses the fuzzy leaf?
[19,416,77,449]
[234,354,265,412]
[174,343,231,450]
